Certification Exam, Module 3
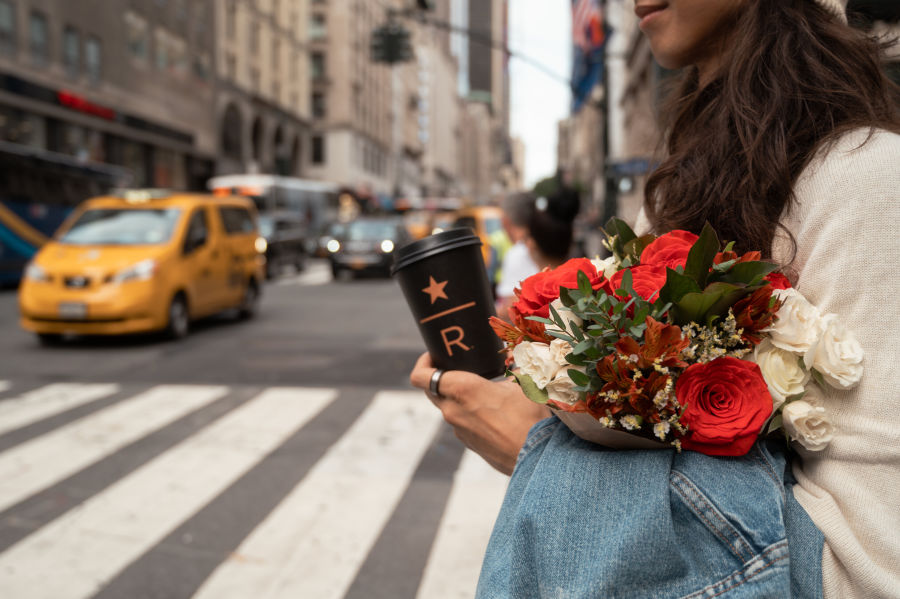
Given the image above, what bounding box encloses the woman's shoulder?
[793,127,899,215]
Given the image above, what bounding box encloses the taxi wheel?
[37,333,63,346]
[238,279,260,319]
[166,294,190,340]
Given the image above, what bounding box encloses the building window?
[29,11,49,67]
[311,135,325,164]
[309,14,326,40]
[63,27,80,78]
[310,52,325,79]
[125,12,148,61]
[85,36,102,84]
[0,1,15,57]
[312,92,326,119]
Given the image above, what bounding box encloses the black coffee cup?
[392,228,506,379]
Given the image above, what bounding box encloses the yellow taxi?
[450,205,505,269]
[18,190,266,343]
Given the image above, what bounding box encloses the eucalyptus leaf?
[567,368,591,386]
[513,372,550,405]
[767,413,784,434]
[712,261,780,286]
[624,234,656,264]
[573,339,593,354]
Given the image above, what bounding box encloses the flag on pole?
[571,0,609,113]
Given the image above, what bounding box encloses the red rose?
[640,230,698,270]
[676,357,773,456]
[764,272,791,290]
[609,264,668,302]
[512,257,606,319]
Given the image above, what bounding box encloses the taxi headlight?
[326,239,341,253]
[255,236,268,253]
[380,239,395,253]
[24,263,51,282]
[112,259,157,283]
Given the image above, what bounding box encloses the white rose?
[763,288,822,354]
[782,400,834,451]
[549,338,572,366]
[753,338,810,408]
[545,367,585,406]
[546,298,583,335]
[512,342,560,389]
[805,313,864,390]
[591,255,619,279]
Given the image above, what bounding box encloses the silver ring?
[429,368,445,399]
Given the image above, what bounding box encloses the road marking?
[0,384,228,513]
[0,383,120,436]
[416,450,510,599]
[193,390,443,599]
[0,387,336,599]
[275,261,332,286]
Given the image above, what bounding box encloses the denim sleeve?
[477,418,823,599]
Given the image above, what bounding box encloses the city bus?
[0,141,130,285]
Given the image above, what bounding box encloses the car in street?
[258,212,307,278]
[18,190,266,343]
[327,217,412,279]
[451,205,504,270]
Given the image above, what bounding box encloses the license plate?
[58,302,87,320]
[351,258,366,270]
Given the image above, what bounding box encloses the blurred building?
[303,0,396,197]
[215,0,309,177]
[0,0,216,189]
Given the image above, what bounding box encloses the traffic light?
[370,23,414,64]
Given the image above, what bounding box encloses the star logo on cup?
[422,276,449,304]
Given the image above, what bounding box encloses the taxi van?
[451,205,504,269]
[18,190,266,343]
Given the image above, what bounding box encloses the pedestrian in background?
[411,0,900,597]
[495,192,539,319]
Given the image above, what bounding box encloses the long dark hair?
[644,0,900,259]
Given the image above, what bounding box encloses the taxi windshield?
[59,208,182,245]
[346,220,397,241]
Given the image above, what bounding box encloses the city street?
[0,260,510,599]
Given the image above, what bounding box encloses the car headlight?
[380,239,395,253]
[255,237,268,253]
[24,263,51,282]
[112,259,157,283]
[326,239,341,253]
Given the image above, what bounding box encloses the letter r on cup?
[440,326,471,356]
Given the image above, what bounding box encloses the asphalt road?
[0,260,426,388]
[0,261,510,599]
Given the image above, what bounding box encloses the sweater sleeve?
[783,129,900,598]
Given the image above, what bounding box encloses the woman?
[411,0,900,597]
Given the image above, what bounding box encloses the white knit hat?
[812,0,848,22]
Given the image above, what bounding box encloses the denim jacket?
[476,415,824,599]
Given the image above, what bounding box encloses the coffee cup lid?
[391,227,481,274]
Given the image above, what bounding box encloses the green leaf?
[724,241,735,253]
[700,282,753,325]
[683,222,720,288]
[624,234,656,264]
[512,372,550,405]
[810,368,826,388]
[712,261,780,286]
[572,339,593,354]
[767,413,784,434]
[577,269,593,297]
[545,330,574,343]
[526,316,554,326]
[658,268,702,305]
[672,290,727,326]
[559,287,576,307]
[604,217,637,251]
[566,368,591,386]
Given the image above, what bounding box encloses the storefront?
[0,72,213,190]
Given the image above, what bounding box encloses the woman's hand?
[410,352,551,475]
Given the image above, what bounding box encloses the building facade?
[215,0,309,177]
[0,0,216,189]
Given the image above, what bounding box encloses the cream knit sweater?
[635,128,900,597]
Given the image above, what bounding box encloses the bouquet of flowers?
[490,219,864,456]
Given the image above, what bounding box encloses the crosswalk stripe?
[0,383,120,436]
[415,450,510,599]
[0,384,228,514]
[0,386,337,599]
[193,390,443,599]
